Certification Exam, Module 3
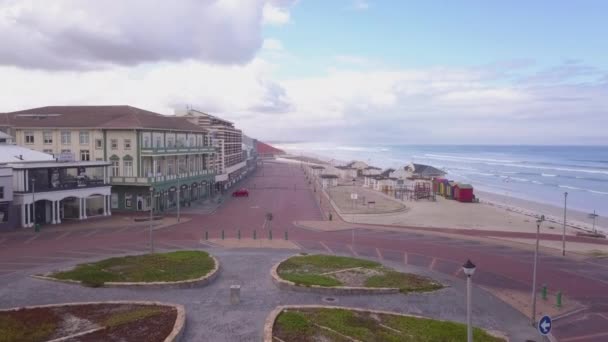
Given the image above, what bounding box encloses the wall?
[15,128,105,161]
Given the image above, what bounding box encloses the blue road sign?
[538,315,552,335]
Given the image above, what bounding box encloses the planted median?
[274,254,442,294]
[39,250,218,288]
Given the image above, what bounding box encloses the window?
[0,186,3,199]
[124,139,131,150]
[43,131,53,144]
[79,131,89,145]
[189,136,194,147]
[154,136,162,148]
[61,131,71,145]
[143,135,150,148]
[111,193,119,209]
[125,194,132,208]
[95,139,103,149]
[43,149,53,155]
[111,160,120,177]
[111,139,118,150]
[25,131,34,144]
[61,149,71,153]
[80,150,90,161]
[167,136,175,148]
[123,160,133,176]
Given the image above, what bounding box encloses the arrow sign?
[538,315,552,335]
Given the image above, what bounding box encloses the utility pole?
[531,215,545,326]
[562,192,568,256]
[149,186,154,253]
[31,178,36,231]
[177,174,181,222]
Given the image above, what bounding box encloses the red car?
[232,188,249,197]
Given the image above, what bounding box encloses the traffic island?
[272,254,442,295]
[33,250,219,288]
[0,301,185,342]
[265,305,506,342]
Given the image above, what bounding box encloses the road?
[0,161,607,341]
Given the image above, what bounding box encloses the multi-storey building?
[175,108,247,191]
[0,106,216,213]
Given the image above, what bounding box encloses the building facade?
[175,108,247,191]
[0,106,216,213]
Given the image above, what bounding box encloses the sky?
[0,0,607,145]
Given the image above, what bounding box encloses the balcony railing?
[140,145,215,154]
[110,170,215,186]
[20,178,108,193]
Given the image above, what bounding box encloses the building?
[0,106,216,213]
[361,166,382,176]
[320,174,339,188]
[405,163,446,179]
[335,166,358,180]
[256,141,285,159]
[0,139,112,230]
[453,183,474,202]
[242,134,258,174]
[309,165,325,176]
[175,108,247,191]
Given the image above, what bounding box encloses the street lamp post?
[462,259,476,342]
[531,215,545,326]
[177,175,181,222]
[149,186,154,253]
[562,192,568,256]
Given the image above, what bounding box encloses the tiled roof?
[411,163,446,176]
[1,105,206,132]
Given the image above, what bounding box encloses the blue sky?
[265,0,608,78]
[0,0,606,144]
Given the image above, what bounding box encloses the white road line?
[319,241,334,254]
[404,252,408,265]
[83,229,100,237]
[375,248,383,260]
[162,240,194,250]
[291,240,304,250]
[347,244,359,256]
[23,234,40,244]
[55,231,71,240]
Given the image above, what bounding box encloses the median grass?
[274,308,505,342]
[50,250,214,287]
[277,254,442,292]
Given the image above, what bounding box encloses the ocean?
[275,142,608,217]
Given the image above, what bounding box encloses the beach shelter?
[446,181,457,199]
[454,183,474,202]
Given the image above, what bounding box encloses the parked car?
[232,188,249,197]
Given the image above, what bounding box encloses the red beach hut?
[454,183,474,202]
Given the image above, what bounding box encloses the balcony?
[20,177,108,193]
[141,145,216,155]
[110,170,215,186]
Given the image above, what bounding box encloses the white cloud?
[262,38,284,51]
[352,0,370,10]
[262,3,290,25]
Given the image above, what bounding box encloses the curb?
[263,305,509,342]
[32,254,220,289]
[270,255,400,295]
[0,300,186,342]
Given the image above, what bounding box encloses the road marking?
[553,307,588,321]
[560,331,608,341]
[319,241,333,254]
[55,231,71,240]
[23,234,40,244]
[163,240,194,250]
[403,252,408,265]
[375,248,383,260]
[83,229,100,237]
[291,240,304,250]
[347,244,359,256]
[597,312,608,321]
[429,258,438,270]
[115,226,133,233]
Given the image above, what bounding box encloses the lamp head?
[462,259,476,277]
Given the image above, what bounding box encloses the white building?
[320,174,339,188]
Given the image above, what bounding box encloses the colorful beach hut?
[445,181,457,199]
[454,183,474,202]
[433,178,446,194]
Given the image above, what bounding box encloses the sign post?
[538,315,552,336]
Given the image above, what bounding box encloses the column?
[103,195,108,216]
[79,198,83,219]
[56,200,62,224]
[28,203,33,227]
[107,195,112,216]
[51,200,56,224]
[83,197,88,219]
[21,204,28,228]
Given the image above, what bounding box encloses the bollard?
[556,291,562,308]
[284,231,288,240]
[221,230,225,240]
[542,284,547,300]
[230,285,240,304]
[205,231,209,240]
[329,213,333,221]
[269,229,272,240]
[253,230,257,240]
[238,229,241,240]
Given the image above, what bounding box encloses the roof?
[320,174,339,179]
[1,106,206,132]
[256,141,285,155]
[380,168,395,177]
[310,165,325,169]
[9,160,110,169]
[0,131,12,139]
[365,166,381,170]
[455,183,473,189]
[0,144,55,164]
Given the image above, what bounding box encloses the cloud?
[351,0,370,10]
[0,0,295,70]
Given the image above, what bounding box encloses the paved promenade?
[0,161,607,341]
